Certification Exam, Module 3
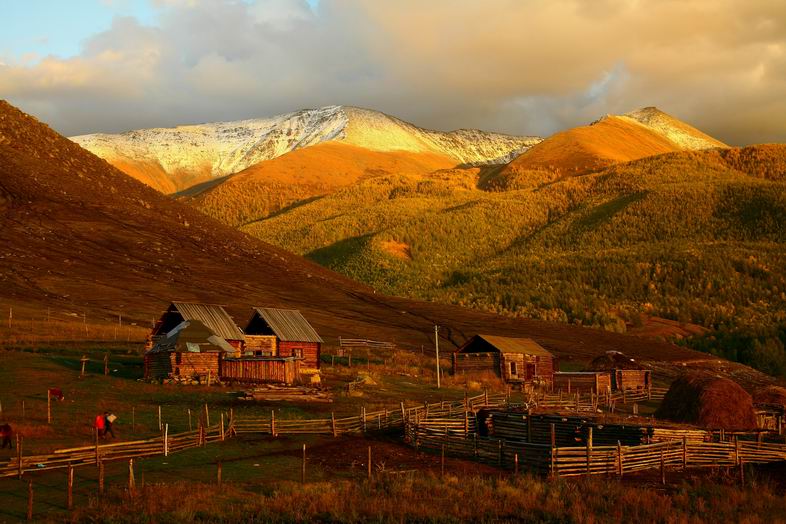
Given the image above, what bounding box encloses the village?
[3,299,786,520]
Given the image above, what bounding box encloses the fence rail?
[405,412,786,477]
[0,422,229,479]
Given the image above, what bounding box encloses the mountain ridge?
[71,105,541,193]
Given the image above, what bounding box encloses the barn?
[552,371,612,393]
[144,319,234,381]
[146,302,245,356]
[451,334,555,384]
[244,308,323,370]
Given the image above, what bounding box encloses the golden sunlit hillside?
[188,141,457,227]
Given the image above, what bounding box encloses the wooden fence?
[233,392,508,437]
[405,412,786,477]
[0,422,228,479]
[338,338,396,352]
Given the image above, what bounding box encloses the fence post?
[104,353,109,376]
[302,444,306,483]
[217,461,222,485]
[633,403,639,416]
[66,463,74,510]
[27,479,33,521]
[132,406,135,433]
[498,440,504,467]
[514,453,519,475]
[128,459,135,495]
[220,414,225,441]
[400,402,406,423]
[99,460,105,494]
[17,434,22,479]
[164,424,169,456]
[586,427,593,474]
[158,405,162,431]
[682,436,687,469]
[331,412,337,437]
[205,403,210,427]
[188,409,192,432]
[527,412,532,443]
[271,411,276,437]
[47,390,51,424]
[660,448,666,485]
[464,410,469,436]
[617,441,623,478]
[367,446,372,481]
[734,436,740,465]
[95,429,100,467]
[739,458,745,486]
[484,389,489,406]
[362,406,367,433]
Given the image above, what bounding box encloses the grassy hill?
[230,146,786,375]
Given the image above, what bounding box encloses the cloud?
[1,0,785,145]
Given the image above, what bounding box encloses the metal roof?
[147,319,235,354]
[171,302,244,341]
[464,334,553,357]
[250,307,323,343]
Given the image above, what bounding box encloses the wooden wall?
[221,359,299,385]
[501,353,525,382]
[245,335,277,355]
[553,372,611,392]
[452,352,501,377]
[279,341,321,369]
[144,352,220,379]
[614,370,651,391]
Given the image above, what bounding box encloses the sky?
[1,0,784,145]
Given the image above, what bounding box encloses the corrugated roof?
[147,320,234,354]
[251,307,323,343]
[472,334,553,357]
[171,302,244,341]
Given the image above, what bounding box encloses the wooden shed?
[452,335,555,384]
[244,308,323,369]
[143,319,234,380]
[587,351,651,391]
[553,371,612,393]
[146,302,245,356]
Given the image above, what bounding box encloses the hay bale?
[655,372,757,430]
[586,351,642,371]
[752,385,786,408]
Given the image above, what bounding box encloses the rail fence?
[525,387,668,413]
[0,421,229,479]
[405,411,786,477]
[233,392,508,437]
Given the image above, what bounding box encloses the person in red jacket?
[94,413,106,438]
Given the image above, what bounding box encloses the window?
[175,353,182,365]
[292,348,304,358]
[509,361,517,376]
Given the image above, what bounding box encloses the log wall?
[615,370,651,391]
[244,335,277,355]
[279,341,321,369]
[553,372,612,393]
[452,352,501,377]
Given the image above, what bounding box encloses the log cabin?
[144,319,233,380]
[586,351,652,391]
[244,308,323,370]
[146,302,245,356]
[452,334,555,385]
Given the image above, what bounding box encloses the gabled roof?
[460,334,553,357]
[147,319,235,354]
[170,302,244,341]
[249,307,323,343]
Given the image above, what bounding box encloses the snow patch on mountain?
[71,106,540,184]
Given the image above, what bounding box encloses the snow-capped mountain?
[71,106,540,193]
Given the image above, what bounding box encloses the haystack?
[752,385,786,408]
[655,372,757,430]
[586,351,642,371]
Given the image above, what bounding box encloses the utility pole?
[435,324,441,389]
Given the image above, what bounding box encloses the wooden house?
[553,371,612,393]
[244,308,323,369]
[452,334,555,384]
[146,302,245,356]
[144,319,234,380]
